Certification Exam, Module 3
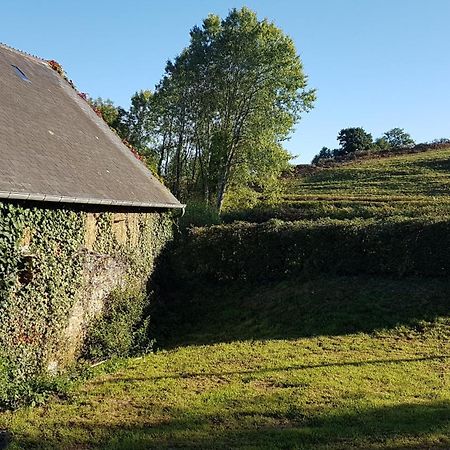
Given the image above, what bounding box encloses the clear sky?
[3,0,450,163]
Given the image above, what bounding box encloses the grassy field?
[291,148,450,198]
[0,276,448,449]
[224,147,450,223]
[1,150,449,449]
[285,147,450,218]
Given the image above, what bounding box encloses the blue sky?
[3,0,450,162]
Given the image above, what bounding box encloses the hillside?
[1,149,449,449]
[225,147,450,222]
[291,147,450,197]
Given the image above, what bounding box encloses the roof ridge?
[0,43,158,174]
[0,42,47,63]
[0,43,182,209]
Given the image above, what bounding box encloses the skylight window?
[12,65,30,82]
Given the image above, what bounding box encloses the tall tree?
[89,97,120,128]
[312,147,334,165]
[151,7,315,209]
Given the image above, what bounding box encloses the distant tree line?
[312,127,450,166]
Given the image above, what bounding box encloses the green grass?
[0,276,448,449]
[1,150,450,449]
[292,148,450,198]
[155,276,450,346]
[1,333,449,449]
[286,148,450,219]
[224,147,450,222]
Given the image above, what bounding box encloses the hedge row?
[168,218,450,283]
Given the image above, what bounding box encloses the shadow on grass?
[9,400,450,449]
[89,355,449,384]
[151,275,450,348]
[414,158,450,174]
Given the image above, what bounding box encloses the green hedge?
[167,218,450,283]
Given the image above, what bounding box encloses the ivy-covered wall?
[0,201,173,381]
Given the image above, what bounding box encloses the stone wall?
[0,202,174,377]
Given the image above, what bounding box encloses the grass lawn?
[0,276,449,449]
[1,150,450,449]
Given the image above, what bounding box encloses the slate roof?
[0,44,183,209]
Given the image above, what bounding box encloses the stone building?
[0,44,183,373]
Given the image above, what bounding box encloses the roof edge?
[0,191,185,210]
[0,42,47,63]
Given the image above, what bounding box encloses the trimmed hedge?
[168,218,450,283]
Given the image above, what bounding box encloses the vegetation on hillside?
[225,146,450,223]
[311,125,450,166]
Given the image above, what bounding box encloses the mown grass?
[0,276,448,449]
[1,150,449,449]
[293,148,450,198]
[1,334,449,449]
[155,276,450,347]
[224,147,450,223]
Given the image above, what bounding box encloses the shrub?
[178,200,221,230]
[165,217,450,285]
[82,287,155,360]
[0,357,80,410]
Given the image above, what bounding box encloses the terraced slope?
[287,148,450,218]
[225,148,450,222]
[293,149,450,197]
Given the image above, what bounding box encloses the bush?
[0,357,84,410]
[165,217,450,285]
[178,200,221,230]
[82,287,155,360]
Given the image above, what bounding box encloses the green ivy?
[0,202,173,408]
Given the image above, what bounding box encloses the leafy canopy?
[336,127,373,156]
[383,128,415,149]
[151,7,315,209]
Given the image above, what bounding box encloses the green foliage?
[0,202,85,382]
[383,127,415,149]
[88,97,120,128]
[166,217,450,284]
[119,90,155,155]
[0,356,87,410]
[312,146,334,165]
[374,136,391,151]
[336,127,373,156]
[178,200,222,230]
[83,287,154,360]
[311,127,419,165]
[150,7,315,209]
[0,202,173,408]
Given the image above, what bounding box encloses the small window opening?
[12,65,31,82]
[18,255,35,285]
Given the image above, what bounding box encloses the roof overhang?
[0,191,185,210]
